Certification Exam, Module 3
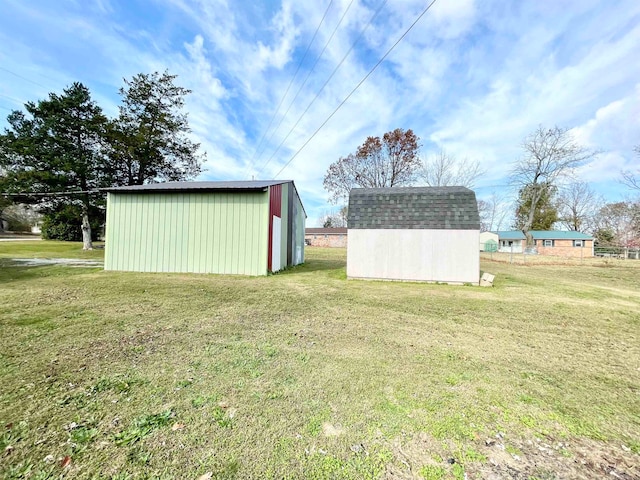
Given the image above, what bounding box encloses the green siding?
[105,191,269,275]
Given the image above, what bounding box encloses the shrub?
[41,204,103,241]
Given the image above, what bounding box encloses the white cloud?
[254,2,299,71]
[2,0,640,220]
[571,85,640,196]
[428,0,476,39]
[183,35,228,101]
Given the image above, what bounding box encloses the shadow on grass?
[275,256,346,276]
[301,258,345,273]
[0,260,101,284]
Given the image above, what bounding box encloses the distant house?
[479,231,499,251]
[530,231,594,257]
[103,180,306,275]
[495,231,526,253]
[494,231,594,257]
[305,228,347,247]
[347,186,480,284]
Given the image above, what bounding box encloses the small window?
[313,235,317,239]
[543,239,554,247]
[573,240,583,247]
[324,234,328,239]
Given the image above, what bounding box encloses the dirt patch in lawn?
[385,432,639,479]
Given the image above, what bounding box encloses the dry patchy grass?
[0,242,639,479]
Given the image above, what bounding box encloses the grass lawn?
[1,241,639,479]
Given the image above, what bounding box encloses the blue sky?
[1,0,639,226]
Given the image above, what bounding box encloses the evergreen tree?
[514,183,558,231]
[0,83,108,249]
[106,71,204,186]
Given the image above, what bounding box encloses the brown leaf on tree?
[60,455,72,468]
[323,128,422,204]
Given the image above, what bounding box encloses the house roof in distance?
[102,180,292,193]
[305,228,347,235]
[494,231,526,240]
[531,230,593,240]
[347,186,480,230]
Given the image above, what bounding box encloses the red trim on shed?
[267,184,282,271]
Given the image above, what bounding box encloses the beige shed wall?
[347,229,479,284]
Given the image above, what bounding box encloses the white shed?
[346,186,480,284]
[479,231,499,251]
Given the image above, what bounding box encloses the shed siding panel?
[268,184,283,271]
[105,191,269,275]
[104,193,113,268]
[347,229,479,284]
[292,193,306,265]
[280,182,289,271]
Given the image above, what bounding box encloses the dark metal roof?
[305,228,347,235]
[347,186,480,230]
[103,180,292,193]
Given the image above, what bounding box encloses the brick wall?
[305,233,347,248]
[536,239,593,257]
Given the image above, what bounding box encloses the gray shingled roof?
[103,180,291,193]
[347,186,480,230]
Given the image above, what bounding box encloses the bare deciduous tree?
[320,206,348,228]
[420,150,485,188]
[557,181,601,232]
[620,146,640,191]
[477,192,510,232]
[593,201,640,247]
[510,125,597,246]
[323,128,421,204]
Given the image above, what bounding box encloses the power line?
[254,0,356,172]
[0,67,48,89]
[0,93,24,104]
[247,0,335,178]
[257,0,389,176]
[1,189,101,197]
[274,0,438,178]
[475,184,511,189]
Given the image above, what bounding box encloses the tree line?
[322,126,640,249]
[0,71,204,249]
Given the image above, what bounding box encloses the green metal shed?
[103,180,306,275]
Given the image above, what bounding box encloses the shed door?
[272,216,282,272]
[268,183,283,272]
